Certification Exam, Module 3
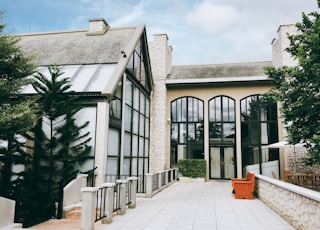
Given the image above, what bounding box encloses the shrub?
[178,159,206,178]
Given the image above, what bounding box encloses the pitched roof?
[166,61,273,87]
[17,20,151,98]
[169,61,272,80]
[18,27,135,66]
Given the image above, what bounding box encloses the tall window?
[241,95,278,176]
[170,97,204,166]
[123,79,150,179]
[209,96,235,146]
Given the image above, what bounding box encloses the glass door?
[210,146,235,179]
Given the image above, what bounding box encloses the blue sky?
[1,0,318,65]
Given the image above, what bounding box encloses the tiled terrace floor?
[31,181,295,230]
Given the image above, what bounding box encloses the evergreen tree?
[22,66,91,224]
[0,10,37,197]
[264,0,320,165]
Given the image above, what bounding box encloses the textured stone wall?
[284,146,320,174]
[272,24,298,68]
[148,34,172,173]
[255,174,320,230]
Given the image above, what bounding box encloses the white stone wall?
[272,24,298,68]
[255,174,320,230]
[284,146,320,174]
[148,34,172,173]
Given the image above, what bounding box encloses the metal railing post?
[127,177,138,208]
[116,179,128,215]
[101,183,115,224]
[81,187,98,230]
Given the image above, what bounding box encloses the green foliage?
[0,11,37,198]
[178,159,206,178]
[14,66,92,226]
[264,1,320,165]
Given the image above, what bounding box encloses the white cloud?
[186,0,240,34]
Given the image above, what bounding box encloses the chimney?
[87,18,109,35]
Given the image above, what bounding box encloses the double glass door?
[210,146,235,179]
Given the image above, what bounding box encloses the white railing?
[145,168,178,198]
[81,177,138,230]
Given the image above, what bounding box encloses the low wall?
[0,196,22,228]
[255,174,320,230]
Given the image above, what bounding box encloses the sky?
[1,0,318,66]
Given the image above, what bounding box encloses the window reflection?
[240,95,279,176]
[170,97,204,165]
[209,96,236,145]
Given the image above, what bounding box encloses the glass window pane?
[209,100,215,122]
[106,157,118,175]
[176,99,181,122]
[171,123,178,142]
[133,111,139,134]
[171,101,177,122]
[107,128,120,156]
[215,97,221,122]
[139,114,145,136]
[132,135,138,156]
[131,157,137,175]
[179,123,186,143]
[124,105,132,132]
[223,123,235,143]
[133,87,139,110]
[188,97,194,121]
[229,99,235,121]
[125,80,133,106]
[188,123,195,141]
[145,118,150,138]
[199,101,203,121]
[222,97,229,121]
[181,98,187,122]
[123,158,130,175]
[261,123,268,144]
[139,158,144,175]
[139,136,144,157]
[193,99,198,122]
[124,133,131,157]
[140,92,145,114]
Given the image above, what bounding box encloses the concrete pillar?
[165,170,169,186]
[145,173,153,198]
[158,173,162,191]
[81,187,98,230]
[116,179,128,215]
[101,183,115,224]
[127,177,138,208]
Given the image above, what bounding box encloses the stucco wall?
[166,84,280,179]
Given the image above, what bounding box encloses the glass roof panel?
[21,64,116,94]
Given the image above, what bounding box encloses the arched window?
[170,97,204,166]
[208,96,236,179]
[240,95,278,176]
[209,96,235,145]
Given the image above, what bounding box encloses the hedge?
[178,159,206,178]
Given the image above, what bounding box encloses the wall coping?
[255,173,320,202]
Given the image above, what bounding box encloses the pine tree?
[22,66,91,224]
[0,10,37,197]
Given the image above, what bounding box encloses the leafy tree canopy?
[264,0,320,165]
